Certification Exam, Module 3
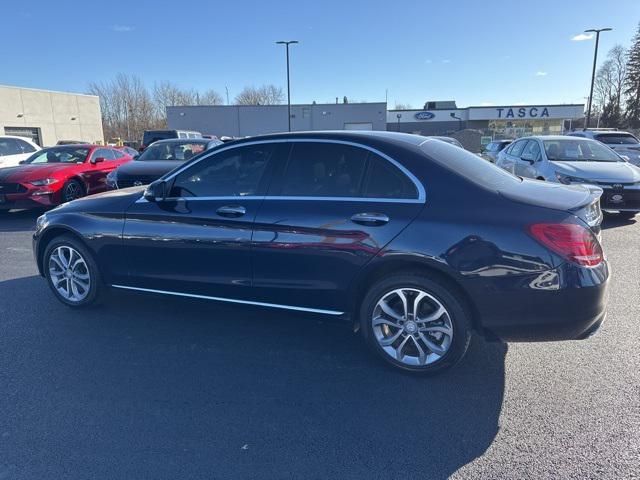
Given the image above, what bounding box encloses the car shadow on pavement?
[601,214,637,230]
[0,276,507,480]
[0,209,43,233]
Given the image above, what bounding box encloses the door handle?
[351,212,390,226]
[216,205,246,218]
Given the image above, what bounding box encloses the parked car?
[140,130,202,152]
[496,135,640,218]
[33,131,607,374]
[56,140,87,145]
[0,145,132,213]
[567,130,640,166]
[429,136,464,148]
[0,135,41,168]
[115,145,140,157]
[107,138,222,189]
[480,140,512,162]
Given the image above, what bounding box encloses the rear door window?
[279,142,368,197]
[363,153,418,199]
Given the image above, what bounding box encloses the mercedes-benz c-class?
[33,132,608,374]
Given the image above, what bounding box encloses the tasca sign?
[468,105,584,121]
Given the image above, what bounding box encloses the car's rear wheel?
[43,235,103,307]
[62,179,84,203]
[360,274,471,375]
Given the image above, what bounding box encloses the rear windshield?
[543,139,622,162]
[24,147,89,164]
[143,131,177,145]
[137,142,208,161]
[594,133,639,145]
[421,140,521,189]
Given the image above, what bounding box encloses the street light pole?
[276,40,299,132]
[584,27,612,129]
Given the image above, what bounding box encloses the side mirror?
[144,180,167,202]
[19,160,27,164]
[91,156,105,164]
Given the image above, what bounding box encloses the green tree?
[625,23,640,128]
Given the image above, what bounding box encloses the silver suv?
[496,136,640,218]
[567,130,640,166]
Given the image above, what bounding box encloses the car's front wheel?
[62,179,85,203]
[360,274,471,374]
[43,235,103,307]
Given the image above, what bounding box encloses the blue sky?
[3,0,639,108]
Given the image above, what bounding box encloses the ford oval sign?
[414,111,435,120]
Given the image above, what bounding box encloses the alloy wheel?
[372,288,453,366]
[64,182,82,201]
[48,246,91,302]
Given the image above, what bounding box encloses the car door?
[516,140,542,178]
[499,139,527,174]
[250,140,425,313]
[120,142,281,300]
[82,148,115,194]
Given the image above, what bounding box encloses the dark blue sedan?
[32,131,608,374]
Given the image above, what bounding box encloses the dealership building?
[0,84,104,146]
[167,100,585,141]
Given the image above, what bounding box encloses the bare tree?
[235,85,284,105]
[594,45,628,127]
[394,103,413,110]
[88,73,162,142]
[197,89,224,105]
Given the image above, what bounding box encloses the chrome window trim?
[160,137,426,203]
[136,195,423,204]
[110,284,344,316]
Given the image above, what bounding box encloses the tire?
[62,179,85,203]
[360,274,471,375]
[43,234,103,307]
[618,211,637,220]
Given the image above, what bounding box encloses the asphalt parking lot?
[0,210,638,479]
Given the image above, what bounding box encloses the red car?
[0,144,132,213]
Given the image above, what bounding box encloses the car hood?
[116,160,184,178]
[0,163,78,181]
[550,160,640,182]
[499,177,601,211]
[49,186,146,214]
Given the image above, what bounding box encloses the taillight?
[529,223,603,267]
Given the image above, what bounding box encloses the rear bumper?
[600,186,640,212]
[468,261,609,342]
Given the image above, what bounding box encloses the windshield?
[24,147,89,164]
[137,142,207,161]
[595,133,639,145]
[543,139,622,162]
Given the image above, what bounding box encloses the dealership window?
[280,142,368,197]
[170,144,274,198]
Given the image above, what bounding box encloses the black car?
[107,138,222,189]
[33,131,608,374]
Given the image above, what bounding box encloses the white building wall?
[0,85,104,146]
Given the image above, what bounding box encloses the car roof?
[0,135,37,142]
[518,135,595,141]
[223,130,438,150]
